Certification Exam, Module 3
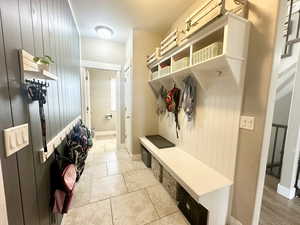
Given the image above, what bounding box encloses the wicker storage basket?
[151,156,163,182]
[151,71,159,80]
[162,168,179,200]
[172,57,190,72]
[193,42,223,65]
[160,66,171,77]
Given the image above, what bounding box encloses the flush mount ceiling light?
[95,25,114,39]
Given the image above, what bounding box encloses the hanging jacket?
[179,76,197,122]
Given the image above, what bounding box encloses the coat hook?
[217,71,222,77]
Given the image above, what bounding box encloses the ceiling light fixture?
[95,25,114,39]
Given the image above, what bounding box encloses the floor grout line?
[144,187,161,219]
[109,198,115,225]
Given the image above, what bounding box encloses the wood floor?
[259,175,300,225]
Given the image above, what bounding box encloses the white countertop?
[139,137,232,203]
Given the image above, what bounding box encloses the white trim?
[81,60,121,71]
[229,216,243,225]
[116,70,122,151]
[67,0,80,35]
[252,1,287,225]
[0,159,9,225]
[277,184,296,199]
[39,116,81,163]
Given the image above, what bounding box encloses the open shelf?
[19,50,58,81]
[148,13,250,92]
[150,54,243,90]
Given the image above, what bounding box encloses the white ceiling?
[70,0,197,43]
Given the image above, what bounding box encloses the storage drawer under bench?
[162,167,180,200]
[151,156,163,182]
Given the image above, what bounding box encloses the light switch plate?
[240,116,255,130]
[3,124,29,157]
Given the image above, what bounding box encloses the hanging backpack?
[165,85,181,138]
[157,86,167,115]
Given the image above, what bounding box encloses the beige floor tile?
[132,160,147,170]
[62,199,112,225]
[95,151,118,162]
[90,174,127,202]
[71,176,92,209]
[124,169,159,192]
[107,160,135,175]
[116,149,131,160]
[147,212,190,225]
[146,184,178,217]
[84,163,107,178]
[105,142,117,151]
[111,190,159,225]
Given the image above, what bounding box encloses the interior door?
[81,68,91,129]
[124,64,132,153]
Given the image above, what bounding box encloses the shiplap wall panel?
[0,5,25,225]
[159,74,243,180]
[0,160,8,225]
[0,1,80,225]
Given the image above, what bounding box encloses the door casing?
[81,60,124,150]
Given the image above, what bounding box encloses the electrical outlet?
[240,116,255,130]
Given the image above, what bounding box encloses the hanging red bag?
[165,85,181,138]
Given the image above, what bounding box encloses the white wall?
[159,75,244,181]
[131,30,162,155]
[81,37,125,65]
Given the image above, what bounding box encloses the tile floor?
[62,138,190,225]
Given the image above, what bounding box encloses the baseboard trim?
[229,216,243,225]
[277,183,296,199]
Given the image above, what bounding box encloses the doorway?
[123,63,132,154]
[81,61,123,151]
[89,68,117,137]
[254,0,300,224]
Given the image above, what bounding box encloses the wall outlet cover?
[3,124,29,157]
[240,116,255,130]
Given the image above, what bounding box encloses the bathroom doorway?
[81,61,123,150]
[89,68,117,139]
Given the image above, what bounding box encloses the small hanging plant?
[33,55,54,71]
